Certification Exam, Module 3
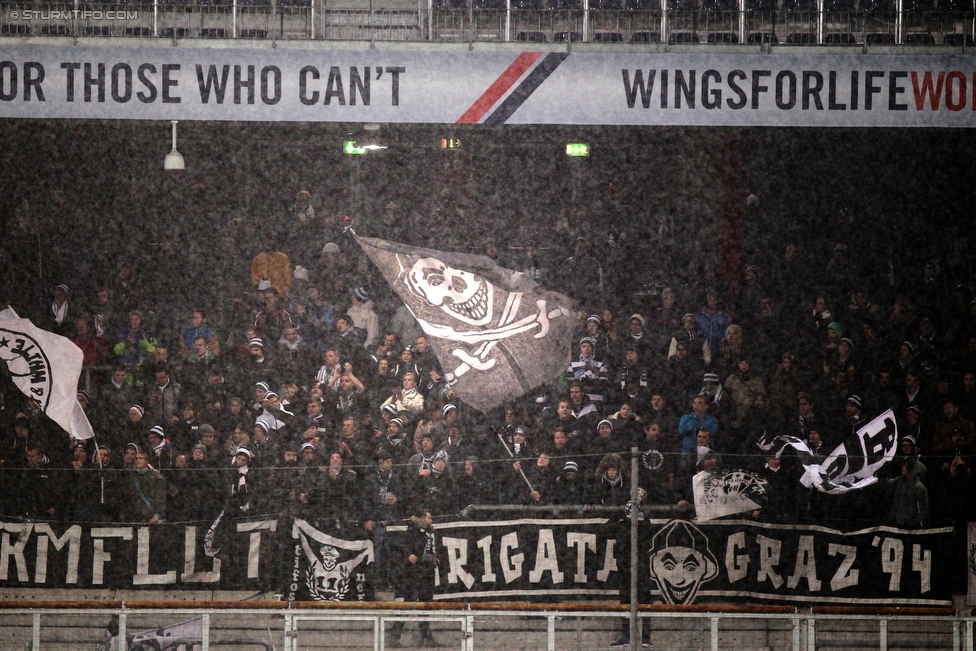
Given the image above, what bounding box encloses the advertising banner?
[1,45,975,126]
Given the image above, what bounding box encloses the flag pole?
[495,430,536,494]
[630,446,639,650]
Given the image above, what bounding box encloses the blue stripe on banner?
[483,52,570,125]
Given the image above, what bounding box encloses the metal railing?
[1,0,974,43]
[0,601,972,651]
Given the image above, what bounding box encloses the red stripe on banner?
[456,52,542,124]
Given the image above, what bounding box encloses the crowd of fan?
[1,197,975,556]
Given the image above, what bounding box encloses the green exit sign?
[566,143,590,157]
[343,141,367,155]
[441,138,462,150]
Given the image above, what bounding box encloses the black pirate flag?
[356,236,577,413]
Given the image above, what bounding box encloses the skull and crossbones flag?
[356,236,577,413]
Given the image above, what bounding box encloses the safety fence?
[0,600,972,651]
[1,0,974,44]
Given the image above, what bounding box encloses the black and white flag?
[757,409,898,494]
[356,236,577,413]
[0,306,94,439]
[291,519,374,602]
[693,468,768,521]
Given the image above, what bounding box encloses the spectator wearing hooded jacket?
[587,453,629,506]
[608,402,643,446]
[669,313,711,367]
[119,450,167,525]
[144,365,182,429]
[884,457,928,529]
[678,396,719,453]
[695,291,732,358]
[724,359,765,430]
[277,324,317,384]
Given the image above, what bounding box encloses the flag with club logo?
[355,235,577,413]
[290,518,374,602]
[757,409,898,494]
[0,306,95,439]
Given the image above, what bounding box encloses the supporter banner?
[356,235,576,413]
[430,517,953,605]
[0,517,279,589]
[1,45,976,126]
[0,515,953,604]
[0,516,377,597]
[286,518,375,602]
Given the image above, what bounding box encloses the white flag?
[693,469,766,522]
[0,310,95,440]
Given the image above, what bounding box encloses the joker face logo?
[648,520,718,605]
[319,545,340,572]
[406,257,494,326]
[306,543,370,602]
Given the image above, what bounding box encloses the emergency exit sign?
[566,143,590,156]
[343,141,367,155]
